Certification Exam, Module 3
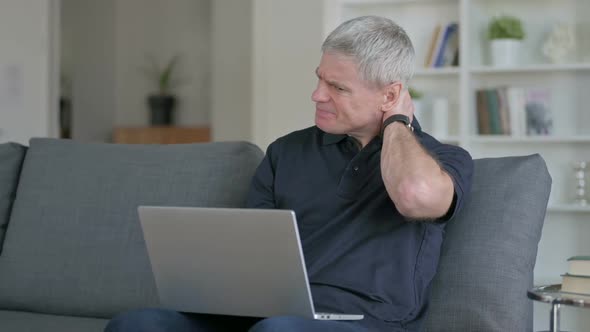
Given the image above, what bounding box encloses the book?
[476,86,551,136]
[429,24,447,67]
[496,87,511,135]
[505,87,526,136]
[424,25,442,67]
[568,256,590,276]
[485,89,502,135]
[425,22,459,67]
[443,25,459,67]
[451,46,459,66]
[525,88,553,136]
[434,23,459,67]
[475,89,490,134]
[561,273,590,295]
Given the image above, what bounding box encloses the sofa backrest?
[0,142,27,250]
[424,154,552,332]
[0,138,263,318]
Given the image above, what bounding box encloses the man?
[106,15,473,332]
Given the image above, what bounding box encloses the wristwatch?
[381,114,413,137]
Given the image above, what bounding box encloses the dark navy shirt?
[246,123,473,331]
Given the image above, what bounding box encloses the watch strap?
[381,114,413,137]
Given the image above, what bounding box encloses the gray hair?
[322,16,415,88]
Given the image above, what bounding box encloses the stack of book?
[475,87,552,136]
[424,22,459,68]
[561,256,590,295]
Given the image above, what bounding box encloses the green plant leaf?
[408,87,423,99]
[488,15,525,40]
[159,55,180,94]
[139,54,182,95]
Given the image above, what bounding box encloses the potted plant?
[142,55,181,126]
[408,86,423,99]
[488,15,525,66]
[59,73,73,138]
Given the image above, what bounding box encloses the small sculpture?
[542,23,576,63]
[526,102,553,135]
[573,161,588,206]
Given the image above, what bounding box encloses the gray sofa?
[0,138,551,332]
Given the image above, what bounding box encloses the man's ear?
[381,82,403,113]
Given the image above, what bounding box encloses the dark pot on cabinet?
[148,94,176,125]
[59,96,72,138]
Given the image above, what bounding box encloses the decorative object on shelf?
[573,161,588,206]
[525,88,553,136]
[488,15,525,67]
[141,54,183,126]
[431,97,449,138]
[542,23,576,64]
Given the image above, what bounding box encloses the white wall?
[0,0,59,145]
[62,0,116,142]
[60,0,321,146]
[60,0,211,142]
[211,0,253,142]
[114,0,211,127]
[4,1,324,146]
[252,0,324,149]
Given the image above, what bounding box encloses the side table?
[112,126,210,144]
[528,284,590,332]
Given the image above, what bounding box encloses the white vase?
[413,99,430,132]
[432,98,449,138]
[413,99,423,121]
[491,39,521,67]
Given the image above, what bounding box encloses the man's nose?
[311,82,329,103]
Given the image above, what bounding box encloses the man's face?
[312,52,385,141]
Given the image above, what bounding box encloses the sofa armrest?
[425,154,552,332]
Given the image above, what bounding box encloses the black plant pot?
[148,95,176,125]
[59,97,72,139]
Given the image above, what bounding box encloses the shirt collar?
[321,132,348,145]
[320,117,422,146]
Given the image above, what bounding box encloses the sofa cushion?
[0,142,27,250]
[0,310,107,332]
[424,154,551,332]
[0,138,263,318]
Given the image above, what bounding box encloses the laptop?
[137,206,364,321]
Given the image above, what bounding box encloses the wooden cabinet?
[112,126,210,144]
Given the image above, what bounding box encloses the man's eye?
[334,85,345,92]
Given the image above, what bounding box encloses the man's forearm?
[380,122,454,219]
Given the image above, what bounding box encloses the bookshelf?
[323,0,590,330]
[414,67,460,76]
[548,204,590,213]
[470,63,590,74]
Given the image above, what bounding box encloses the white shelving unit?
[549,204,590,213]
[324,0,590,330]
